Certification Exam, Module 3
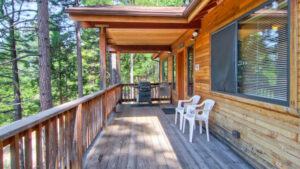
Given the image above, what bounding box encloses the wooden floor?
[84,104,253,169]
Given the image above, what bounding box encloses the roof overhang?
[66,0,218,54]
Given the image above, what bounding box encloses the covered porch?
[0,0,299,168]
[84,104,252,169]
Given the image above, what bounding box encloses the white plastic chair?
[182,99,215,142]
[175,95,201,130]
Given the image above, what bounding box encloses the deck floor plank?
[83,104,253,169]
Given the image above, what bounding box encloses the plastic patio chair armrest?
[192,102,205,109]
[194,109,211,113]
[178,99,192,107]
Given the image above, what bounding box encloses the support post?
[99,26,107,90]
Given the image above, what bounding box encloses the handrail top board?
[0,83,121,141]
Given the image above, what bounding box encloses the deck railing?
[121,83,171,103]
[0,84,122,169]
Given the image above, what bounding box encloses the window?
[162,59,168,82]
[187,46,194,96]
[211,0,289,105]
[172,55,176,90]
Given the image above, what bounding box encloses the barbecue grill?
[135,82,153,104]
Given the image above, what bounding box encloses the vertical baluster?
[36,124,43,169]
[90,101,94,144]
[52,117,58,168]
[86,103,90,146]
[59,115,65,168]
[100,96,103,128]
[105,91,108,127]
[11,134,20,169]
[0,141,3,169]
[82,104,86,152]
[65,111,71,169]
[76,104,83,168]
[45,120,51,169]
[25,129,32,169]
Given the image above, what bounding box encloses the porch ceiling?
[106,28,188,46]
[66,0,219,53]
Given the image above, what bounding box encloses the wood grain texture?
[25,129,32,169]
[11,135,20,169]
[83,104,253,169]
[0,84,121,169]
[164,0,300,168]
[107,29,187,46]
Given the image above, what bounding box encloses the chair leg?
[175,111,178,124]
[189,120,194,143]
[199,120,202,134]
[183,117,186,133]
[179,112,183,130]
[205,120,209,142]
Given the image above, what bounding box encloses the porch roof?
[66,0,218,54]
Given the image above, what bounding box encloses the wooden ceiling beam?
[81,21,200,29]
[70,15,187,24]
[109,45,171,53]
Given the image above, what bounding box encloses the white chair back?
[191,95,201,104]
[202,99,215,117]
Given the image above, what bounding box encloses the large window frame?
[211,0,290,106]
[187,45,194,97]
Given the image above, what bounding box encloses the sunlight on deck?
[84,114,181,169]
[83,105,253,169]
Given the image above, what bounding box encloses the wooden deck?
[84,104,253,169]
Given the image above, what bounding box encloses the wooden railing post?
[36,124,43,169]
[25,128,32,169]
[0,84,120,169]
[76,104,83,168]
[0,141,3,169]
[45,120,51,169]
[11,135,20,169]
[104,90,108,127]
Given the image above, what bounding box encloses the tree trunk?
[130,53,134,83]
[8,1,25,167]
[38,0,53,111]
[9,15,25,169]
[75,0,83,98]
[117,51,121,83]
[9,21,22,121]
[58,62,63,104]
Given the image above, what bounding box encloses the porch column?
[117,51,121,83]
[110,53,117,85]
[99,27,107,90]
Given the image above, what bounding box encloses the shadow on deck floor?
[83,104,253,169]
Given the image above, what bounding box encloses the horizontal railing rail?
[121,83,171,103]
[0,83,122,169]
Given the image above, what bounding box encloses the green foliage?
[121,53,159,83]
[0,0,173,126]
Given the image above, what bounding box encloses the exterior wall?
[160,0,300,168]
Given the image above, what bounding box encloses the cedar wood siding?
[159,0,300,168]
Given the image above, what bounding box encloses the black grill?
[136,82,152,104]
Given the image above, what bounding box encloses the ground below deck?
[84,104,253,169]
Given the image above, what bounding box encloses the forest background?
[0,0,188,126]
